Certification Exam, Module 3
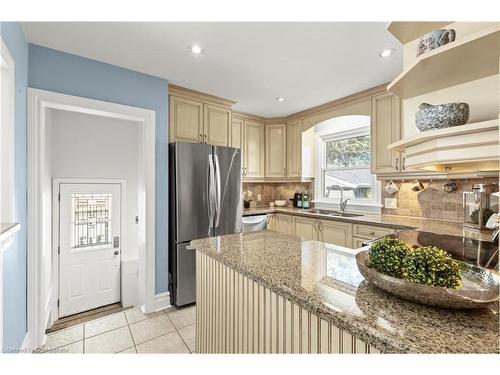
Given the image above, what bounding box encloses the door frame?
[26,88,156,349]
[52,179,126,320]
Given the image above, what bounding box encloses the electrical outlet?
[257,194,262,202]
[385,198,397,209]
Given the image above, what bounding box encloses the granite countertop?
[243,206,493,241]
[191,231,499,354]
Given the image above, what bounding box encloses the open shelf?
[387,119,499,172]
[387,22,452,44]
[388,119,499,152]
[387,25,500,99]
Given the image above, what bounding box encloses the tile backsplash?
[381,177,499,222]
[242,182,313,207]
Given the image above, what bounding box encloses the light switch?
[385,198,397,209]
[257,194,262,202]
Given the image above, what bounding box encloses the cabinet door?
[244,120,265,179]
[266,214,276,231]
[318,220,352,248]
[286,120,302,178]
[370,93,401,174]
[169,96,203,144]
[204,104,231,146]
[293,216,318,241]
[275,214,292,235]
[352,237,369,249]
[265,124,287,178]
[231,117,243,149]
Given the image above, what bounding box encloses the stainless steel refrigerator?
[169,142,242,306]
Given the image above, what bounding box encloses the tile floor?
[38,304,196,354]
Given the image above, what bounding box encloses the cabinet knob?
[369,231,375,235]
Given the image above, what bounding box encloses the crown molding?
[169,84,236,108]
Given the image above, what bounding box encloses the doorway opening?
[27,89,156,350]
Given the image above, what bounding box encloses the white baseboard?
[153,292,171,312]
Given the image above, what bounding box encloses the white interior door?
[59,183,121,317]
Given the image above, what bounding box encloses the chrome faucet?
[328,184,350,213]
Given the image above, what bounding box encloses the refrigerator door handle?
[208,154,216,227]
[214,153,222,228]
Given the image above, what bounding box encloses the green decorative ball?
[401,246,462,289]
[367,237,411,278]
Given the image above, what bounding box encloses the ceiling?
[22,22,402,117]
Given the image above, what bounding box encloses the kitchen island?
[191,230,499,354]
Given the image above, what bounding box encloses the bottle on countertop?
[302,190,310,209]
[297,193,302,208]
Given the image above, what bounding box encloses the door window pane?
[71,193,112,249]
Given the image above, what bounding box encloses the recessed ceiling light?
[191,45,203,55]
[276,97,285,102]
[379,48,395,57]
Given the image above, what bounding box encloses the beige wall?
[243,181,313,207]
[381,177,499,221]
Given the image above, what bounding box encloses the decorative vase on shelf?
[415,102,469,132]
[417,29,456,57]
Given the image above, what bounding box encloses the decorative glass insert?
[71,193,112,249]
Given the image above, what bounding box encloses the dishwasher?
[242,214,268,233]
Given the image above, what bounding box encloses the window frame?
[314,118,381,213]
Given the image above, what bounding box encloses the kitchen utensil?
[356,250,499,309]
[415,102,469,131]
[417,29,456,57]
[384,180,399,195]
[274,200,287,207]
[410,180,424,192]
[442,180,457,193]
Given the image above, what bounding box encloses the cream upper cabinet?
[293,216,318,241]
[371,93,402,174]
[169,96,204,144]
[318,220,353,248]
[230,117,243,149]
[265,124,287,178]
[243,120,265,179]
[275,214,292,235]
[286,120,302,178]
[204,104,231,146]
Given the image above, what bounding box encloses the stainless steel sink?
[307,209,363,218]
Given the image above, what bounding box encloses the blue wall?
[0,22,29,349]
[28,45,169,295]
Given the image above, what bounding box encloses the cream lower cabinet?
[286,119,302,178]
[266,214,276,231]
[265,124,287,178]
[293,216,318,241]
[352,237,369,248]
[317,220,353,248]
[371,92,402,174]
[275,214,292,235]
[204,104,231,146]
[243,120,265,180]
